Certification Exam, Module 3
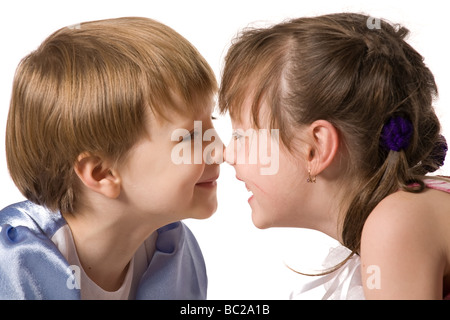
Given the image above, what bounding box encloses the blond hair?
[6,17,217,214]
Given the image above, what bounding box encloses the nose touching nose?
[203,130,226,165]
[222,139,236,166]
[201,126,236,166]
[206,139,238,166]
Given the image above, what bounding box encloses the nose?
[222,144,229,164]
[210,140,225,165]
[204,128,225,165]
[223,139,236,166]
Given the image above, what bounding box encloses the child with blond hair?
[0,16,220,299]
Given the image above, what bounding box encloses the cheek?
[251,188,298,229]
[169,164,204,196]
[249,163,304,227]
[121,160,203,207]
[250,189,286,229]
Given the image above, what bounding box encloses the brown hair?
[6,17,217,214]
[219,13,443,255]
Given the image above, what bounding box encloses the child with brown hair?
[0,16,220,299]
[220,12,450,299]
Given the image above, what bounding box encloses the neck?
[63,201,163,291]
[299,176,351,245]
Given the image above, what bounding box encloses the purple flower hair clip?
[433,135,448,168]
[380,116,413,152]
[423,134,448,172]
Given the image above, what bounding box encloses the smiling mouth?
[237,176,254,201]
[246,184,254,201]
[196,174,219,188]
[195,180,217,188]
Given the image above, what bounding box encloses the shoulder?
[0,201,79,299]
[362,189,445,248]
[155,221,203,255]
[360,190,445,299]
[0,200,66,237]
[363,190,433,238]
[136,221,207,299]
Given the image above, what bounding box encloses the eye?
[182,129,200,142]
[231,130,243,140]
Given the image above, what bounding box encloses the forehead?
[150,94,216,130]
[229,92,272,130]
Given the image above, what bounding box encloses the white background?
[1,0,449,299]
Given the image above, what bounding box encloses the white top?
[51,224,157,300]
[289,245,365,300]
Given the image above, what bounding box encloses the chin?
[192,199,218,220]
[249,200,276,229]
[251,211,274,229]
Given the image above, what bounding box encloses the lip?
[236,176,250,190]
[196,173,219,187]
[195,180,217,188]
[237,176,254,202]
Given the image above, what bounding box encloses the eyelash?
[183,130,200,141]
[232,130,243,140]
[180,116,216,142]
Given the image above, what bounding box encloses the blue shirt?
[0,201,207,299]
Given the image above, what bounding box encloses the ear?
[306,120,339,176]
[74,153,121,199]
